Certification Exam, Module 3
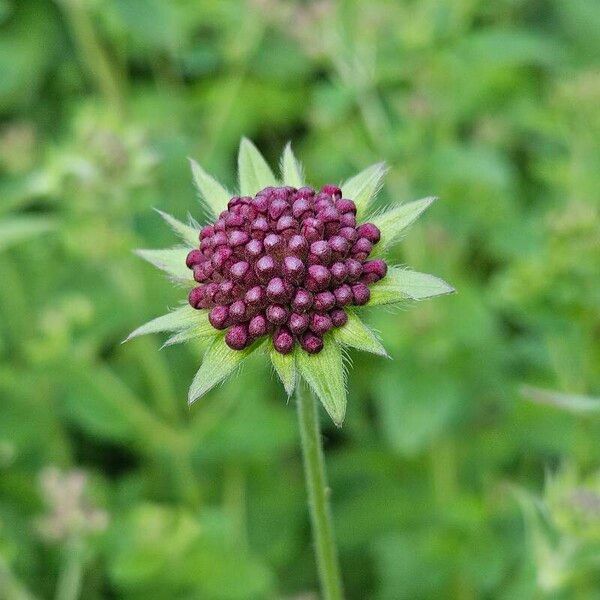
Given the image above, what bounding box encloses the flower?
[126,139,454,425]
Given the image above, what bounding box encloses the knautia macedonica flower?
[126,139,454,425]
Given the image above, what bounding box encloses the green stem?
[55,538,84,600]
[296,384,344,600]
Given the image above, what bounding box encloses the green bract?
[127,140,454,426]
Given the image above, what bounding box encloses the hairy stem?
[296,383,344,600]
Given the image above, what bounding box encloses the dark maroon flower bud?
[310,240,332,265]
[296,186,315,197]
[322,184,342,198]
[306,265,331,292]
[248,313,268,338]
[319,206,341,223]
[186,249,204,268]
[303,227,321,243]
[334,284,353,306]
[245,239,263,260]
[213,231,228,247]
[292,198,311,219]
[245,285,265,307]
[251,195,269,213]
[188,286,206,309]
[336,199,356,214]
[225,212,244,228]
[361,259,387,283]
[356,222,381,244]
[328,235,350,257]
[339,226,358,242]
[330,261,348,284]
[330,308,348,327]
[227,196,242,210]
[339,213,356,228]
[310,312,333,335]
[314,196,333,212]
[266,304,289,325]
[251,216,269,235]
[264,233,283,255]
[303,217,324,236]
[288,234,308,257]
[255,255,277,282]
[212,246,233,270]
[217,280,235,303]
[273,327,294,354]
[283,255,305,284]
[268,199,288,220]
[314,291,336,312]
[226,324,249,350]
[351,283,371,306]
[214,218,226,232]
[200,225,214,239]
[345,258,363,282]
[300,331,324,354]
[193,263,208,282]
[276,215,297,233]
[228,230,249,247]
[266,277,288,303]
[230,261,250,281]
[289,312,310,335]
[292,288,313,313]
[209,305,229,329]
[227,300,245,322]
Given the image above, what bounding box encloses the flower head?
[127,139,454,425]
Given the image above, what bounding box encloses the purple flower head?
[186,185,387,353]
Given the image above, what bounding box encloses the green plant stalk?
[296,383,344,600]
[55,537,84,600]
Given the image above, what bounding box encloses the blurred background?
[1,0,599,598]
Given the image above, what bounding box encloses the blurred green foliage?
[1,0,599,598]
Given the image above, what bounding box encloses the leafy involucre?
[369,268,455,306]
[189,158,231,219]
[238,137,278,196]
[333,310,388,357]
[162,312,217,347]
[341,162,387,218]
[370,196,438,253]
[188,335,258,404]
[280,142,304,188]
[296,336,346,426]
[135,247,193,281]
[125,305,200,342]
[154,208,199,247]
[270,346,296,396]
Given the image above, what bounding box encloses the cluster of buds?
[186,185,387,354]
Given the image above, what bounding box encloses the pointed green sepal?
[341,162,387,218]
[296,336,347,427]
[370,196,437,253]
[368,268,455,306]
[154,208,199,247]
[124,305,199,343]
[238,137,278,196]
[134,247,193,281]
[280,142,304,188]
[161,311,216,347]
[189,158,231,219]
[333,310,388,357]
[188,335,258,404]
[270,346,297,397]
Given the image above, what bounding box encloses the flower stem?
[55,537,84,600]
[296,383,344,600]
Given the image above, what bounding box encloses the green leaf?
[238,137,278,196]
[189,158,231,219]
[124,305,200,342]
[333,310,388,357]
[162,313,217,347]
[0,216,55,252]
[154,208,199,247]
[280,142,304,188]
[296,336,346,426]
[134,247,193,281]
[270,346,296,396]
[370,197,437,253]
[368,268,455,306]
[341,162,387,218]
[188,335,259,404]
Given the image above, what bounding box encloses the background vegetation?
[1,0,599,598]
